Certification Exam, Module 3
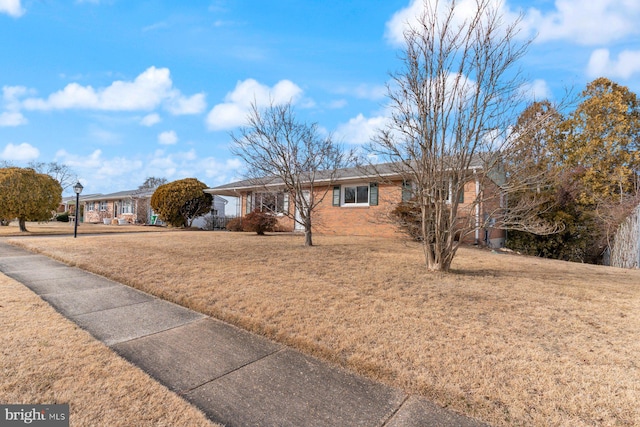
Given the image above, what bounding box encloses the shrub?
[391,200,454,243]
[56,212,70,222]
[150,178,212,227]
[391,201,422,241]
[242,210,277,235]
[225,217,244,232]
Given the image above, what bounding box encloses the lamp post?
[73,181,83,238]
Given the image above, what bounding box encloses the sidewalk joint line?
[180,347,286,396]
[380,394,410,427]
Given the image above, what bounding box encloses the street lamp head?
[73,181,83,195]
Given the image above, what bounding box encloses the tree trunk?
[18,217,28,232]
[304,219,313,246]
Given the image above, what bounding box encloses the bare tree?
[28,161,76,191]
[138,176,168,190]
[370,0,548,272]
[231,101,351,246]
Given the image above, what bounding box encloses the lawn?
[0,220,170,236]
[7,231,640,426]
[0,273,218,427]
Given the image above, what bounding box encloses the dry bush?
[242,210,277,235]
[225,217,243,232]
[10,232,640,427]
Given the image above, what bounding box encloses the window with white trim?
[121,199,133,214]
[246,191,289,214]
[87,202,94,212]
[99,201,107,211]
[333,183,378,207]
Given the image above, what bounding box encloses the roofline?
[205,170,406,195]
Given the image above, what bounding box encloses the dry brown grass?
[0,221,171,236]
[0,274,219,427]
[8,232,640,426]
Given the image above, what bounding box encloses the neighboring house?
[81,188,228,228]
[191,196,228,229]
[206,162,505,246]
[81,189,156,224]
[58,194,101,215]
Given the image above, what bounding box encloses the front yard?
[8,231,640,426]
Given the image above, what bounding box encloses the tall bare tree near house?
[371,0,552,272]
[231,101,351,246]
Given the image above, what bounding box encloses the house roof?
[79,188,228,203]
[206,157,489,196]
[80,188,156,202]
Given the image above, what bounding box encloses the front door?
[294,191,310,232]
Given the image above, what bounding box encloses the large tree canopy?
[556,77,640,205]
[506,79,640,263]
[150,178,212,227]
[0,167,63,232]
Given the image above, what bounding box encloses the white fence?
[610,205,640,269]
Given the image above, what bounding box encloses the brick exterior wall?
[83,198,150,224]
[237,178,505,245]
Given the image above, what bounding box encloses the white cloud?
[525,0,640,45]
[20,67,204,115]
[385,0,521,47]
[1,143,39,161]
[165,92,207,115]
[55,147,244,195]
[140,113,161,126]
[158,130,178,145]
[0,112,27,126]
[0,0,25,17]
[335,114,389,145]
[519,79,552,101]
[3,85,28,104]
[327,99,348,109]
[206,79,303,131]
[55,149,144,192]
[88,126,121,144]
[22,67,170,111]
[334,84,387,101]
[587,48,640,79]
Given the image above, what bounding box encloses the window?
[246,192,289,214]
[401,181,413,202]
[121,199,133,214]
[337,183,378,207]
[87,202,94,212]
[99,201,107,212]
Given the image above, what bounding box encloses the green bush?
[56,212,70,222]
[150,178,212,227]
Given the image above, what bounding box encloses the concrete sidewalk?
[0,241,488,427]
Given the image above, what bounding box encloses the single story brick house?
[206,161,505,247]
[80,188,227,226]
[81,189,156,224]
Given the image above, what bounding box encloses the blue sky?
[1,0,639,196]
